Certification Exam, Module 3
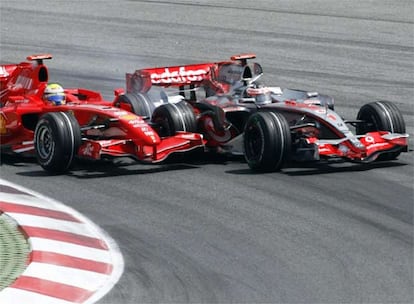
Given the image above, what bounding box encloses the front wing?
[314,131,409,162]
[77,132,205,162]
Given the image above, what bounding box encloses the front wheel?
[34,112,81,173]
[243,111,291,172]
[356,100,406,160]
[113,92,154,118]
[151,101,197,137]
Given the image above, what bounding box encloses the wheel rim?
[36,124,55,160]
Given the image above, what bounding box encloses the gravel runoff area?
[0,212,30,290]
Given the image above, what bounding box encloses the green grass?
[0,213,30,290]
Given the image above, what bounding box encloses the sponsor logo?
[365,135,375,143]
[151,67,208,84]
[15,75,32,89]
[327,114,337,121]
[80,143,94,157]
[303,99,321,105]
[113,110,129,116]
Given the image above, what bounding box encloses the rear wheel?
[356,100,406,160]
[34,112,81,173]
[151,101,197,137]
[113,92,154,118]
[244,111,291,172]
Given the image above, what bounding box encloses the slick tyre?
[113,92,154,118]
[356,100,406,160]
[34,112,81,173]
[243,111,291,172]
[151,101,197,137]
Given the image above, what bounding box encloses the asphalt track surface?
[1,1,413,303]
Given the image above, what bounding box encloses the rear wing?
[126,63,214,93]
[0,53,52,82]
[125,53,259,95]
[1,54,52,102]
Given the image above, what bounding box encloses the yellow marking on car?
[0,115,6,134]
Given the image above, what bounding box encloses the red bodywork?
[0,55,204,164]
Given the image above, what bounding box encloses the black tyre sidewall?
[356,101,405,134]
[174,101,197,132]
[113,92,154,118]
[244,111,291,172]
[34,112,81,173]
[152,101,196,136]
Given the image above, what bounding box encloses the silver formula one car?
[114,54,409,172]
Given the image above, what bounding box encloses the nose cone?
[118,113,161,145]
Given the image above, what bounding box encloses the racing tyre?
[244,111,291,172]
[151,101,197,137]
[34,112,81,173]
[356,100,406,160]
[113,92,155,118]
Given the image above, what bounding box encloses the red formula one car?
[0,54,204,173]
[115,53,409,172]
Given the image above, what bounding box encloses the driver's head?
[43,83,66,105]
[246,86,272,105]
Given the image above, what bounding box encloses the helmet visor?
[46,94,66,105]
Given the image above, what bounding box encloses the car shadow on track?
[72,149,240,178]
[226,159,408,176]
[2,153,408,178]
[1,153,201,178]
[72,158,201,179]
[68,151,246,178]
[0,154,38,167]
